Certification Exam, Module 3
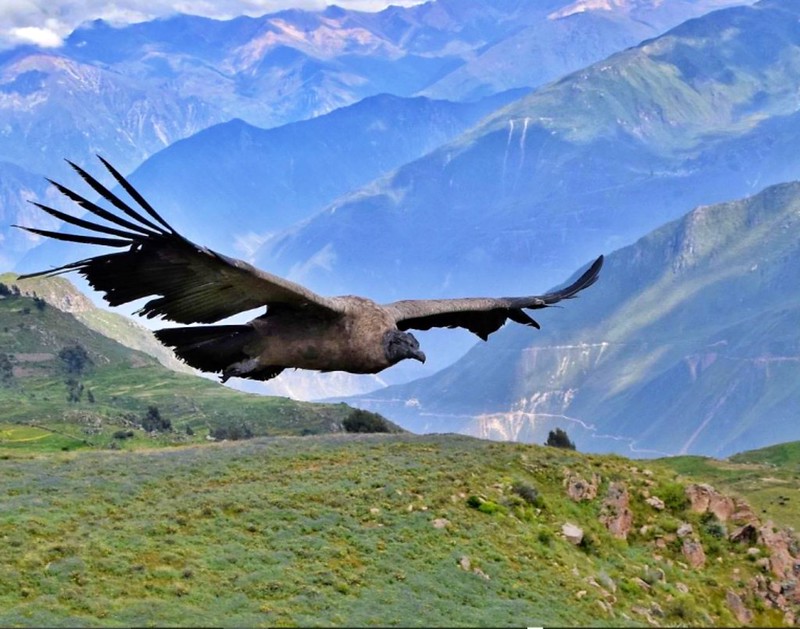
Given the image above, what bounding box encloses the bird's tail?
[155,324,280,381]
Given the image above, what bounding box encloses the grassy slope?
[0,434,790,627]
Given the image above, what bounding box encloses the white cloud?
[9,25,63,47]
[0,0,426,50]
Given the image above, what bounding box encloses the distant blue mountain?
[343,179,800,458]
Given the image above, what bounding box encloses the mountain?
[258,0,800,308]
[0,276,396,441]
[0,272,191,374]
[1,0,751,265]
[344,180,800,458]
[2,429,800,625]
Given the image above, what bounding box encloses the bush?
[545,427,575,450]
[342,409,394,433]
[113,430,134,440]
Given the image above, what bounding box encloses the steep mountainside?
[346,180,800,458]
[2,0,751,265]
[259,0,800,305]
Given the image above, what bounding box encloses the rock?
[473,567,490,580]
[645,496,665,510]
[576,590,587,599]
[565,471,600,502]
[677,522,694,538]
[747,547,761,557]
[729,523,758,545]
[681,539,706,569]
[369,507,380,515]
[759,521,796,579]
[632,577,651,591]
[676,582,689,594]
[432,518,449,529]
[685,483,735,521]
[562,522,584,545]
[596,571,617,593]
[459,556,471,571]
[600,482,633,540]
[725,590,753,624]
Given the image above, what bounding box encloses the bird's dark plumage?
[16,157,604,382]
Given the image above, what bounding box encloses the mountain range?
[2,0,753,267]
[344,179,800,458]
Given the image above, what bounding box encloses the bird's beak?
[412,349,426,364]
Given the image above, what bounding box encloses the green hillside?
[0,280,398,450]
[1,433,798,626]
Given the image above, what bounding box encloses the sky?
[0,0,425,49]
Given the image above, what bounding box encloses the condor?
[18,157,603,383]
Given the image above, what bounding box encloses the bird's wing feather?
[386,255,603,340]
[16,157,341,324]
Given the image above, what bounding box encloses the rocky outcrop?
[600,481,633,540]
[686,483,736,521]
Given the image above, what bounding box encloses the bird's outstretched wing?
[386,255,603,340]
[16,156,341,324]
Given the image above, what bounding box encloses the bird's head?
[383,330,426,366]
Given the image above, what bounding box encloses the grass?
[0,433,789,627]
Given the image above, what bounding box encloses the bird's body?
[17,157,603,382]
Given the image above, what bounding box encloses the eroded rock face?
[600,481,633,540]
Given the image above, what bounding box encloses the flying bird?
[17,157,603,383]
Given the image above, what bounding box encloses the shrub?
[209,423,253,441]
[659,482,689,513]
[113,430,134,440]
[342,409,394,433]
[511,482,540,506]
[545,427,576,450]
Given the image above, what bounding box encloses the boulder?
[562,522,584,545]
[681,539,706,569]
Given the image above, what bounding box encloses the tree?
[141,405,171,432]
[0,354,13,385]
[545,427,576,450]
[58,344,92,375]
[342,409,395,434]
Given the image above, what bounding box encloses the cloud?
[0,0,425,50]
